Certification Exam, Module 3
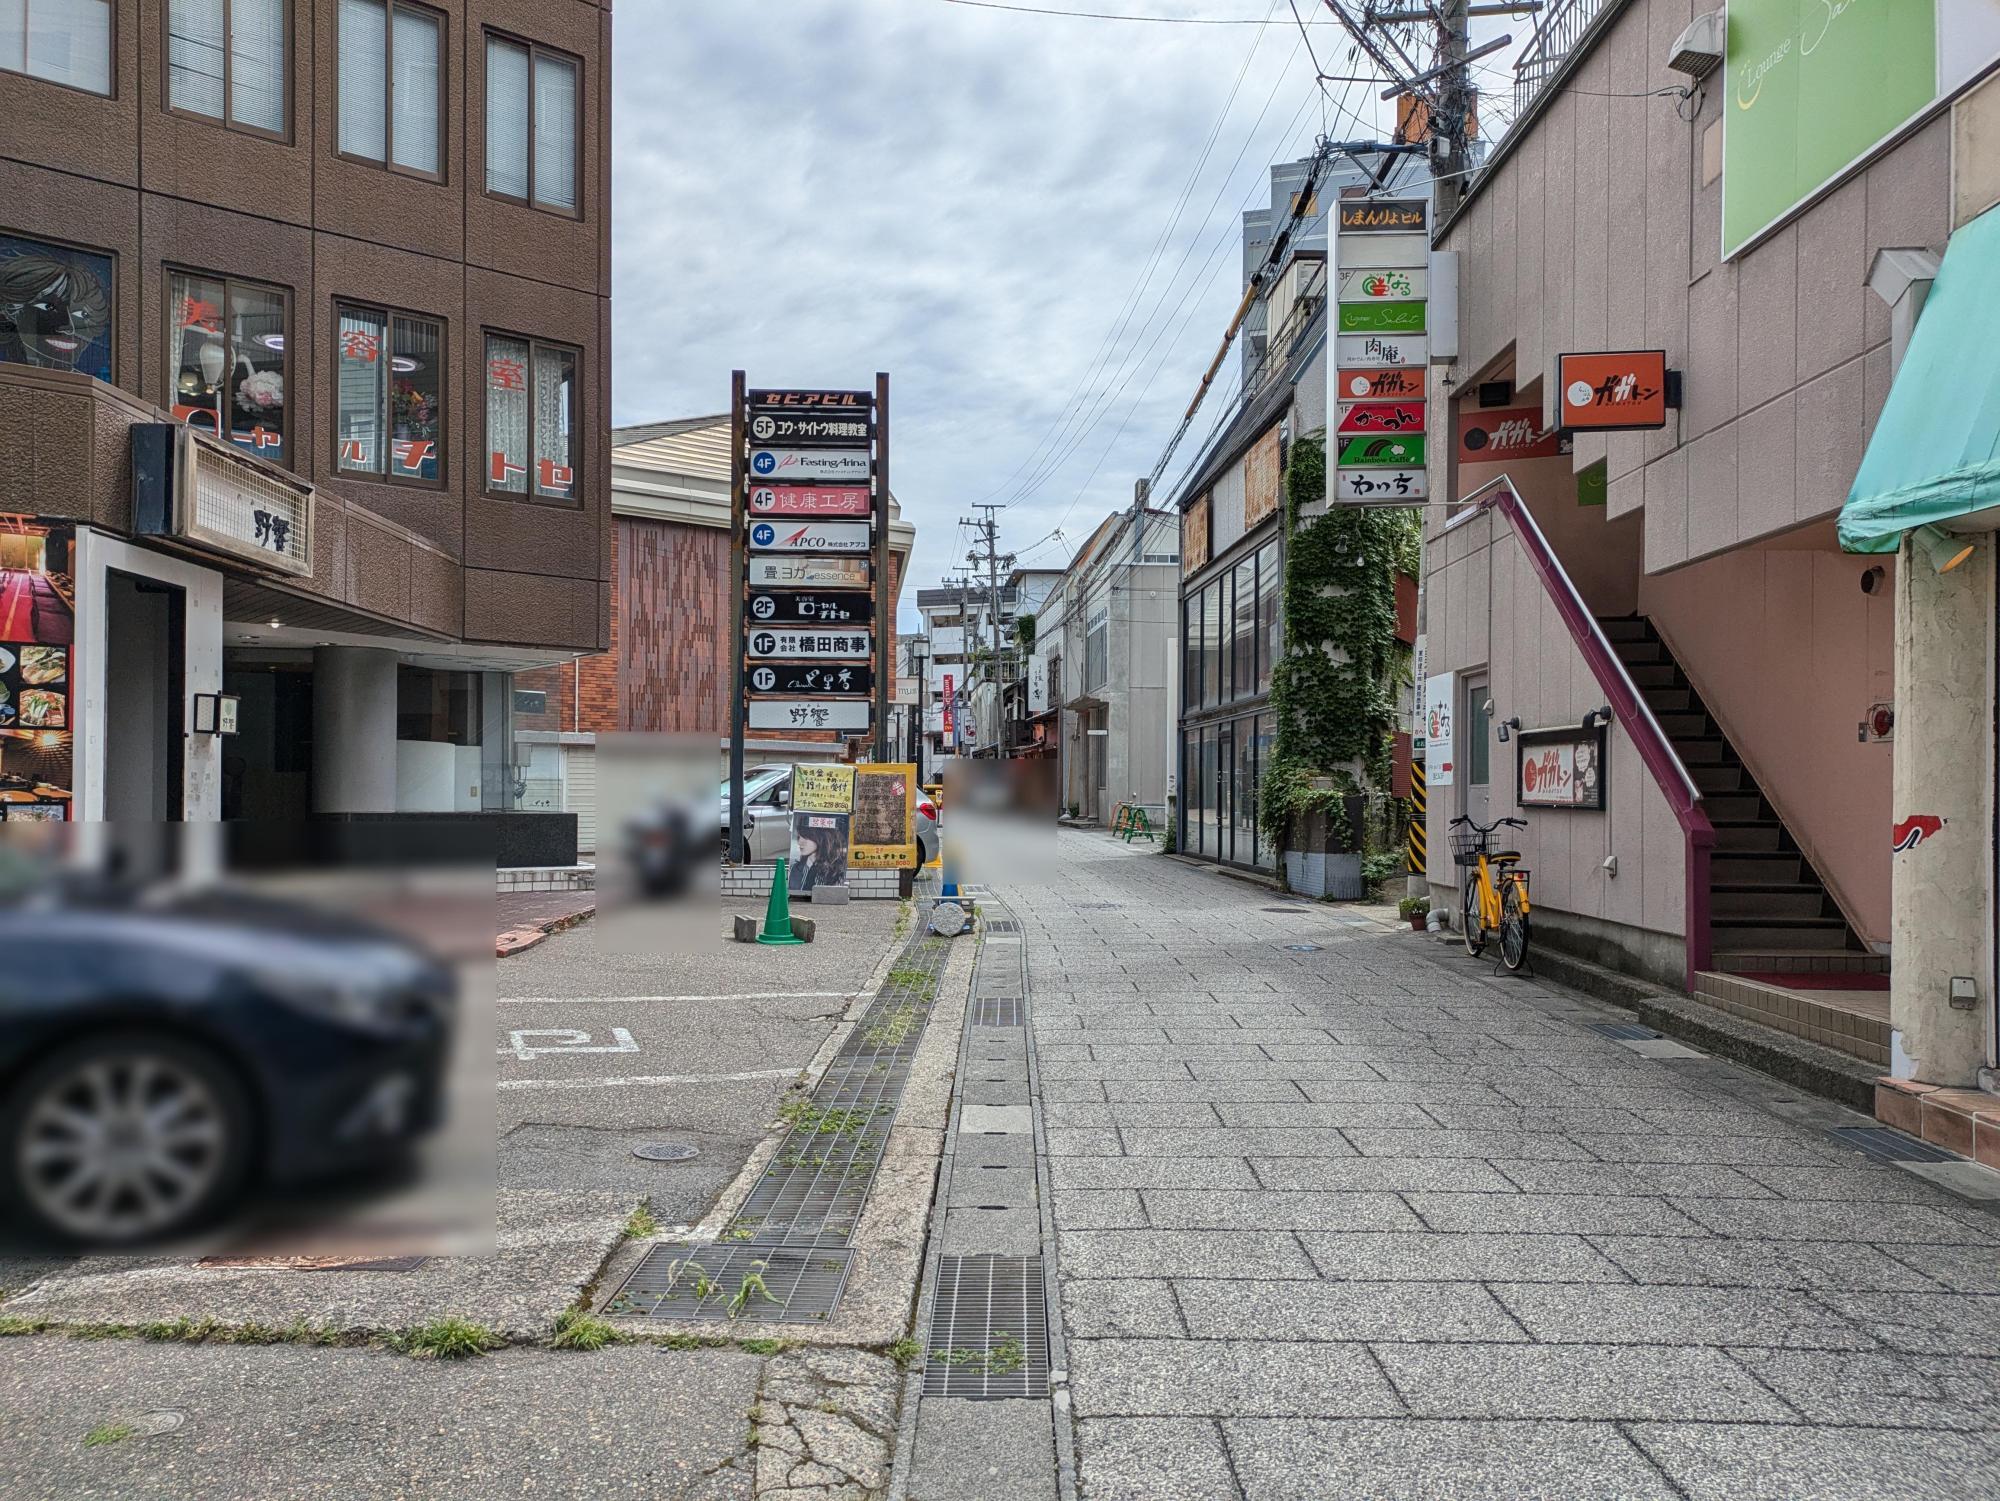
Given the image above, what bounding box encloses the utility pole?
[1431,0,1471,221]
[961,502,1015,758]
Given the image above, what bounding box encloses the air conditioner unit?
[1668,10,1724,79]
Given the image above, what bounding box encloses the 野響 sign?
[748,699,873,733]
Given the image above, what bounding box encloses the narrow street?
[1005,833,2000,1500]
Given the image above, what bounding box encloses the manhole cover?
[633,1142,700,1163]
[1829,1125,1962,1164]
[1585,1021,1662,1041]
[1282,943,1322,952]
[922,1254,1050,1400]
[130,1411,185,1438]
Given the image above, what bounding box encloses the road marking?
[497,991,853,1006]
[496,1067,801,1092]
[501,1027,639,1060]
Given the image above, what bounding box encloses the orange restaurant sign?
[1556,350,1671,431]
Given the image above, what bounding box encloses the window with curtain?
[2,0,113,94]
[485,331,577,501]
[167,269,288,463]
[484,32,579,213]
[168,0,286,135]
[1255,538,1279,694]
[336,302,442,483]
[337,0,442,176]
[1200,582,1220,713]
[1182,595,1200,720]
[1232,555,1255,700]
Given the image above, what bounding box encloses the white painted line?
[496,1067,801,1092]
[500,1027,639,1061]
[497,992,853,1005]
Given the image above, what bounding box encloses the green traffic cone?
[757,857,806,945]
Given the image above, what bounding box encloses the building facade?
[1,0,612,849]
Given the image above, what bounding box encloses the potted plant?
[1397,896,1430,931]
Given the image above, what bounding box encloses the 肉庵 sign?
[1556,351,1670,431]
[1516,723,1607,811]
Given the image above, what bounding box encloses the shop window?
[484,331,577,501]
[335,302,442,484]
[484,32,579,214]
[397,665,478,744]
[1201,582,1220,712]
[0,231,113,381]
[1,0,112,95]
[168,270,288,464]
[1182,595,1200,718]
[336,0,443,178]
[1084,604,1108,692]
[167,0,287,137]
[1232,556,1255,700]
[1255,539,1278,695]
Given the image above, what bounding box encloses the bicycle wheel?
[1499,876,1531,973]
[1460,873,1486,958]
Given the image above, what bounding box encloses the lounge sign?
[1556,351,1671,431]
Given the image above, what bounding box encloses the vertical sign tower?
[1330,197,1431,506]
[728,373,891,860]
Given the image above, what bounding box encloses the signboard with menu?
[849,762,917,868]
[1516,723,1607,811]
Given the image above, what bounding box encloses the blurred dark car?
[0,876,457,1249]
[626,794,700,897]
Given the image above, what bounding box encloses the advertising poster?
[849,762,917,868]
[0,234,113,383]
[792,763,856,814]
[0,519,75,818]
[790,813,851,895]
[1423,671,1456,788]
[1517,726,1607,811]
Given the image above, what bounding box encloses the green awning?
[1839,206,2000,554]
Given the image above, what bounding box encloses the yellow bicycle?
[1450,814,1533,973]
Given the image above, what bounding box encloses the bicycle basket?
[1449,825,1489,866]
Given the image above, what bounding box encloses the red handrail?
[1458,476,1714,990]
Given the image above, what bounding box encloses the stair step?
[1628,663,1680,690]
[1712,821,1784,852]
[1656,712,1711,737]
[1643,686,1695,713]
[1710,852,1806,882]
[1711,885,1832,920]
[1597,617,1653,643]
[1702,794,1767,822]
[1710,919,1858,951]
[1674,737,1735,767]
[1691,763,1748,794]
[1715,948,1889,974]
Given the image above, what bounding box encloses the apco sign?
[1458,407,1570,463]
[748,411,871,446]
[1556,351,1671,431]
[748,483,871,517]
[750,448,871,483]
[748,555,870,588]
[748,699,871,733]
[748,519,871,553]
[748,662,874,696]
[748,589,872,626]
[1337,402,1426,435]
[746,628,872,661]
[1337,198,1427,234]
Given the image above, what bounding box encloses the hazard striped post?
[1407,757,1427,876]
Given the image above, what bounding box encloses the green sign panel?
[1723,0,1936,259]
[1577,459,1607,509]
[1337,300,1427,335]
[1337,434,1426,468]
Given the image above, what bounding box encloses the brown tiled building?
[0,0,611,847]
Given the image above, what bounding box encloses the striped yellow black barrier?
[1407,758,1427,876]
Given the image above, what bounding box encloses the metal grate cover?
[983,919,1020,934]
[1282,943,1323,953]
[1829,1125,1963,1165]
[1586,1021,1662,1041]
[1262,906,1312,915]
[973,997,1024,1026]
[921,1254,1050,1400]
[606,1243,854,1324]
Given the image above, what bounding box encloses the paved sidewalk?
[1007,833,2000,1501]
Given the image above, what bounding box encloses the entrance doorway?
[102,570,186,821]
[221,658,314,822]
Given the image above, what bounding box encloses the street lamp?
[909,634,932,780]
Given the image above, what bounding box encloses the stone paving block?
[1051,1156,1259,1191]
[1188,1060,1384,1081]
[1162,1028,1334,1045]
[1041,1060,1194,1081]
[1056,1230,1318,1280]
[1878,1243,2000,1295]
[1298,1231,1627,1283]
[1054,1189,1148,1229]
[1225,1417,1678,1500]
[1417,1104,1659,1134]
[1811,1290,2000,1355]
[1738,1164,1976,1204]
[1097,1103,1229,1127]
[1119,1128,1361,1159]
[1059,1278,1186,1339]
[1070,1338,1401,1418]
[1040,1078,1109,1103]
[1295,1079,1516,1107]
[1251,1157,1520,1194]
[1342,1128,1596,1161]
[1212,1101,1437,1130]
[961,1103,1034,1134]
[1141,1190,1423,1233]
[1373,1341,1791,1421]
[1074,1417,1238,1501]
[1590,1235,1945,1291]
[1668,1197,2000,1244]
[1725,1347,2000,1429]
[1626,1421,2000,1501]
[1044,1127,1125,1156]
[1105,1080,1307,1103]
[907,1397,1057,1501]
[1494,1161,1775,1198]
[1044,1101,1119,1128]
[1402,1192,1709,1236]
[1175,1279,1524,1342]
[1489,1283,1876,1349]
[1091,1042,1270,1060]
[1564,1131,1852,1167]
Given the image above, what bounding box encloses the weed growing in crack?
[0,1317,46,1337]
[82,1423,133,1448]
[624,1203,660,1239]
[725,1264,779,1320]
[551,1309,622,1351]
[930,1334,1025,1376]
[887,1336,922,1369]
[395,1318,503,1360]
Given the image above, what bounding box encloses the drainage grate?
[921,1254,1050,1400]
[605,1244,854,1323]
[1262,906,1311,915]
[1282,942,1323,953]
[983,919,1020,934]
[1585,1021,1662,1041]
[973,997,1024,1026]
[1075,902,1120,910]
[1828,1125,1963,1165]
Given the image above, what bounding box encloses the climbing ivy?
[1259,430,1421,854]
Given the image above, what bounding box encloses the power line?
[937,0,1288,20]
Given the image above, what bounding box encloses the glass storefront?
[1179,532,1281,871]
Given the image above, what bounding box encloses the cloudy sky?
[609,1,1511,625]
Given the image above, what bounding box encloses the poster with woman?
[0,234,114,382]
[790,813,851,895]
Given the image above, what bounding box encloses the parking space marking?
[501,1027,639,1061]
[497,992,853,1006]
[496,1067,801,1092]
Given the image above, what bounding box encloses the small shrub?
[397,1317,502,1361]
[551,1309,621,1352]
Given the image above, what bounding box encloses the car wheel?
[0,1033,253,1248]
